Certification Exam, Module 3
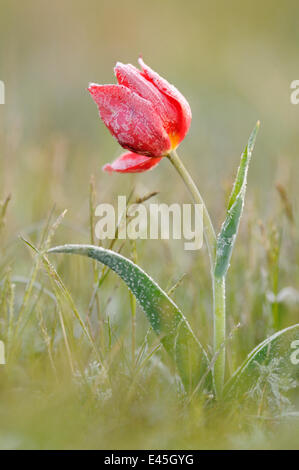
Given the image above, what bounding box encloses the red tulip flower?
[88,58,192,173]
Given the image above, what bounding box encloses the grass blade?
[48,243,210,393]
[224,324,299,401]
[214,122,260,278]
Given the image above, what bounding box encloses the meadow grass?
[0,167,298,449]
[0,0,299,450]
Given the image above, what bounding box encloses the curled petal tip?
[88,82,97,90]
[114,61,124,74]
[88,83,101,95]
[138,56,144,67]
[102,163,113,172]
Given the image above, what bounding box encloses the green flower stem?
[167,150,216,267]
[167,149,226,397]
[213,275,226,397]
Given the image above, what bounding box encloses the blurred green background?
[0,0,298,449]
[1,0,299,210]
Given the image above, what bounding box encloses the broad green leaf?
[48,244,210,393]
[214,122,260,278]
[224,324,299,401]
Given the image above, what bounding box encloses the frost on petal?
[114,63,178,134]
[88,84,171,157]
[138,58,192,146]
[102,152,163,173]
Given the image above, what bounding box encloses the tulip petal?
[138,58,192,146]
[102,152,163,173]
[88,84,171,157]
[114,62,178,131]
